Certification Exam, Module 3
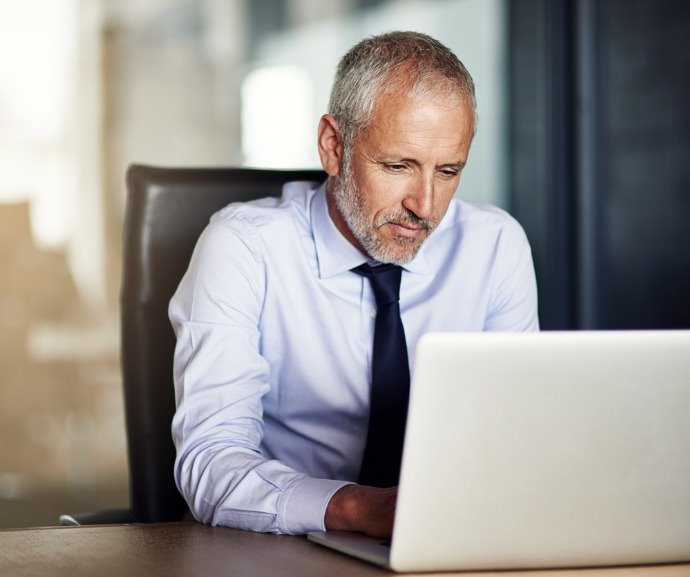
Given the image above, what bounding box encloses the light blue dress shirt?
[169,181,538,535]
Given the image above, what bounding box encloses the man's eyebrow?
[438,161,466,170]
[377,157,466,170]
[382,157,465,165]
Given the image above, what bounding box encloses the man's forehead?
[357,96,475,158]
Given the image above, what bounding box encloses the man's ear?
[317,114,344,177]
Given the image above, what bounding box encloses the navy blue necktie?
[352,263,410,487]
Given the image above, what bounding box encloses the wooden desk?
[0,522,688,577]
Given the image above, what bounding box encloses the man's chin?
[365,236,425,265]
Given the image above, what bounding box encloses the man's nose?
[402,176,434,219]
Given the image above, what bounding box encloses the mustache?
[375,210,438,232]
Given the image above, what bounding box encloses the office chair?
[60,164,326,525]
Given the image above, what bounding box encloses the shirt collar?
[311,183,431,278]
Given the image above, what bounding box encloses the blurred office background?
[0,0,688,527]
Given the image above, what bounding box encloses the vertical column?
[509,0,576,330]
[574,0,603,328]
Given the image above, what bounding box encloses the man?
[169,31,538,539]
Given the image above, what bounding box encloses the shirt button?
[370,310,377,319]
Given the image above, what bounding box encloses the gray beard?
[332,155,438,265]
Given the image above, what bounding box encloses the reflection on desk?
[0,522,689,577]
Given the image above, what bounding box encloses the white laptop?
[308,331,690,572]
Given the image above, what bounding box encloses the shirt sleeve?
[169,212,350,534]
[483,216,540,332]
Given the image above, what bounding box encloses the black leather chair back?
[122,164,326,522]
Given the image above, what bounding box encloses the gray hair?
[328,31,477,148]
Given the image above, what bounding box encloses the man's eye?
[385,163,405,171]
[440,169,459,178]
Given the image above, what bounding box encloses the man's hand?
[325,484,398,538]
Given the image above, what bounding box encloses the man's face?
[331,91,475,264]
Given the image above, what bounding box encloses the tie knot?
[352,263,403,307]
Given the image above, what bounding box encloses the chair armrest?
[59,508,137,526]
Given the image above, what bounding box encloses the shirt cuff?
[278,476,354,535]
